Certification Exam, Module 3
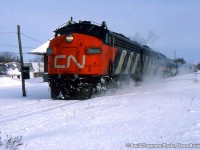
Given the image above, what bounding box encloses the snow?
[6,68,21,76]
[0,73,200,150]
[0,77,21,87]
[28,41,50,54]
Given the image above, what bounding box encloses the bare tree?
[0,52,18,63]
[32,55,44,62]
[0,63,7,75]
[197,63,200,70]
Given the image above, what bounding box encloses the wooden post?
[175,50,178,72]
[17,25,26,97]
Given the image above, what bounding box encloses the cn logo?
[54,55,86,69]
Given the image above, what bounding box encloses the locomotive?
[47,19,176,99]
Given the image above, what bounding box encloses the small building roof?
[28,41,50,55]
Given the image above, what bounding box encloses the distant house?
[5,62,21,78]
[2,62,44,79]
[1,60,44,78]
[24,62,44,78]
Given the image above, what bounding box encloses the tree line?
[0,52,18,63]
[0,51,44,63]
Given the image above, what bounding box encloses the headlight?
[87,48,102,54]
[65,33,73,43]
[46,48,53,55]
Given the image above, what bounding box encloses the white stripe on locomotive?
[145,57,152,75]
[147,58,153,75]
[125,52,134,74]
[143,55,149,74]
[132,53,140,74]
[115,50,127,74]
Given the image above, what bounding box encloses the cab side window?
[105,33,113,45]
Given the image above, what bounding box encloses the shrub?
[0,131,23,150]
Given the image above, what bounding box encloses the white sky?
[1,0,200,63]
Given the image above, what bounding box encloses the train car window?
[105,33,109,44]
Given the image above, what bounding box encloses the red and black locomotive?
[47,19,176,99]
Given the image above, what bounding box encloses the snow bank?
[0,77,21,87]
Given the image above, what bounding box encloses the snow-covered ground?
[0,72,200,150]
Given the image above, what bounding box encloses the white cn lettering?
[54,55,86,69]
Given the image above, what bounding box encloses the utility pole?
[174,50,178,71]
[17,25,26,97]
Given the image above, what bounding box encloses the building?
[24,62,44,78]
[28,41,49,81]
[5,62,21,78]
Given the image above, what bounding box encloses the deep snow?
[0,72,200,150]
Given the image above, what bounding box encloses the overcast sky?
[1,0,200,63]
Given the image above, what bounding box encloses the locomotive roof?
[54,20,108,40]
[141,44,167,58]
[54,19,168,58]
[54,20,107,34]
[109,31,142,52]
[55,20,139,46]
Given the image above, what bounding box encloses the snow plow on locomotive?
[47,19,177,100]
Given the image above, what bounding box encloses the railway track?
[0,99,81,123]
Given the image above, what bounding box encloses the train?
[46,18,177,100]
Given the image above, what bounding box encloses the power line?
[0,43,34,49]
[0,32,17,35]
[0,51,31,55]
[0,31,45,43]
[161,48,200,52]
[0,43,18,48]
[170,49,200,51]
[21,33,45,43]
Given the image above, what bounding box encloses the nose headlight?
[65,33,73,43]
